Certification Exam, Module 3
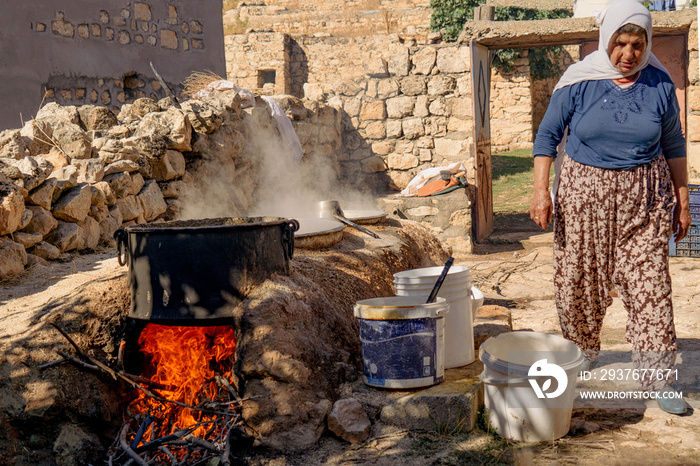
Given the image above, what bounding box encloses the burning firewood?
[48,322,253,465]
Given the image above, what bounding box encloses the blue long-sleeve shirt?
[533,65,686,169]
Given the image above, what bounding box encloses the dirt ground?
[1,214,699,465]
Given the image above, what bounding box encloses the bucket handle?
[114,228,128,266]
[282,219,299,261]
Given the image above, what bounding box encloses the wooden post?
[474,6,495,21]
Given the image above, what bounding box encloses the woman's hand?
[531,156,554,230]
[666,157,690,242]
[672,191,691,242]
[530,188,553,230]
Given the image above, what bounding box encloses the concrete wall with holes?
[0,0,225,131]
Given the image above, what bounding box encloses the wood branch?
[130,415,154,450]
[38,358,67,369]
[134,429,192,454]
[119,423,149,466]
[158,446,177,466]
[57,350,99,372]
[50,323,231,416]
[215,375,240,401]
[222,426,232,466]
[118,339,126,373]
[185,435,221,454]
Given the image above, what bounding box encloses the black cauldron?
[115,217,299,323]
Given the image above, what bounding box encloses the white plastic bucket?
[479,332,585,442]
[394,266,474,369]
[354,296,448,389]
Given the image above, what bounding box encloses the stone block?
[451,97,473,119]
[138,180,167,221]
[13,232,43,248]
[116,195,144,221]
[17,156,54,191]
[27,178,57,210]
[434,137,469,157]
[386,96,415,119]
[386,120,403,139]
[415,95,430,118]
[371,140,395,156]
[161,29,178,49]
[359,101,386,121]
[380,364,482,433]
[388,47,410,76]
[327,399,371,443]
[52,122,92,160]
[104,160,140,176]
[365,58,389,78]
[103,172,133,199]
[400,76,427,96]
[377,79,400,99]
[0,187,25,235]
[44,221,82,252]
[73,158,105,184]
[77,216,100,250]
[304,83,325,101]
[363,121,386,139]
[152,150,186,181]
[361,156,387,173]
[31,241,61,260]
[0,237,27,278]
[402,118,425,139]
[429,97,449,116]
[447,117,472,133]
[428,75,457,96]
[413,47,437,75]
[436,46,470,74]
[387,152,419,170]
[53,185,92,222]
[133,3,152,21]
[20,118,54,156]
[23,206,57,236]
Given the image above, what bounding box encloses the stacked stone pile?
[0,91,342,279]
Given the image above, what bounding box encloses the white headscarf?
[554,0,669,91]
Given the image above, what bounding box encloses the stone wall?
[225,0,432,37]
[0,1,225,132]
[0,93,343,279]
[687,18,700,178]
[227,33,475,193]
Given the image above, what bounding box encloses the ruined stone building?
[223,1,699,241]
[0,0,226,132]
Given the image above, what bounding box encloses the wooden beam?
[459,9,695,49]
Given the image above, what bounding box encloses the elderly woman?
[531,0,691,414]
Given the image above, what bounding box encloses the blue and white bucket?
[353,296,449,389]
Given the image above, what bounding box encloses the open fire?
[110,323,244,464]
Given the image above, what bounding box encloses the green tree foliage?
[429,0,484,42]
[430,3,572,80]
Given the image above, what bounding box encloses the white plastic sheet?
[396,161,467,197]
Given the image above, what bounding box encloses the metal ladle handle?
[335,215,380,239]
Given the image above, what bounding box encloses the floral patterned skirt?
[553,154,676,390]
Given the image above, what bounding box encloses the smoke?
[176,99,379,223]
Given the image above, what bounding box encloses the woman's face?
[608,32,647,75]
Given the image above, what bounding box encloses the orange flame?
[130,323,237,439]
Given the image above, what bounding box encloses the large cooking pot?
[114,217,299,322]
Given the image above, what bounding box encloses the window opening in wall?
[257,69,276,88]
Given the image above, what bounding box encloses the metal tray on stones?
[294,218,346,249]
[342,209,387,225]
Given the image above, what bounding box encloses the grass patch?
[491,148,536,213]
[491,148,555,214]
